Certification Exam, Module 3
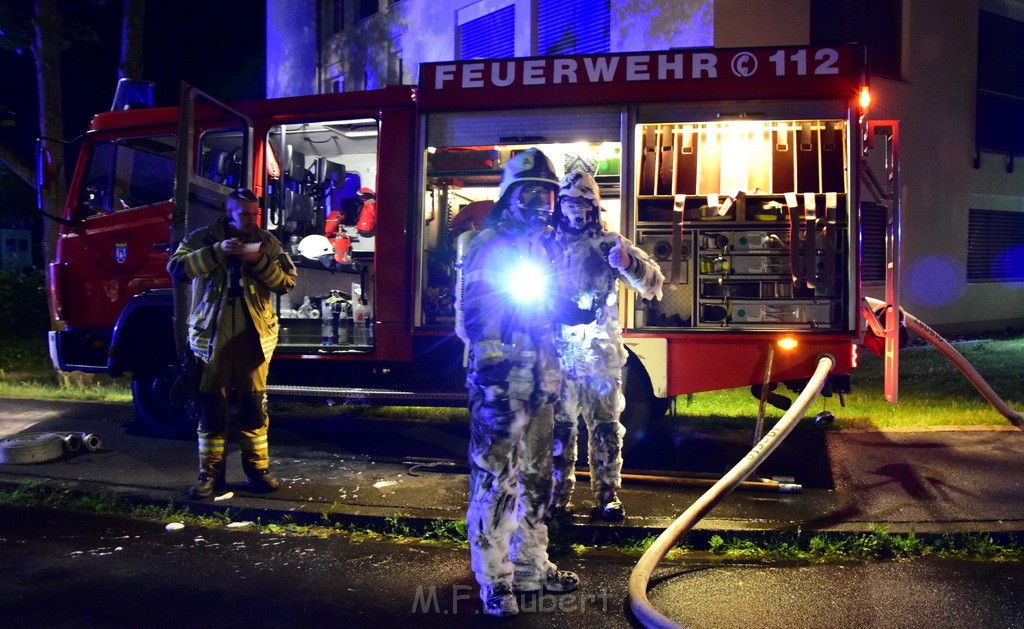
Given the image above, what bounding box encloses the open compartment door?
[171,83,254,356]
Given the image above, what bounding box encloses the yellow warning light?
[777,337,799,351]
[858,87,871,111]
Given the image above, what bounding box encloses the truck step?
[266,384,467,406]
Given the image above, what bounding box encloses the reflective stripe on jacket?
[168,216,297,363]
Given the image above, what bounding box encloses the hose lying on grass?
[864,296,1022,428]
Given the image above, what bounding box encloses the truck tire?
[131,368,197,439]
[620,351,670,454]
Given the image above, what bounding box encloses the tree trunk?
[118,0,146,80]
[31,0,65,271]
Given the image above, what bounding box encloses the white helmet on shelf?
[297,234,333,260]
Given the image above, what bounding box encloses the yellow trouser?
[197,297,271,475]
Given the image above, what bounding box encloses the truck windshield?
[79,135,176,218]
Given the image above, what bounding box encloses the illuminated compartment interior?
[632,119,850,332]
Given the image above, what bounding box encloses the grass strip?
[2,483,1020,562]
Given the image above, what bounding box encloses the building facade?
[267,0,1024,335]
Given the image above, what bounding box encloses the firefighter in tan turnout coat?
[168,188,297,499]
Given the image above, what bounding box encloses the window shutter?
[460,5,515,60]
[968,209,1024,282]
[538,0,610,55]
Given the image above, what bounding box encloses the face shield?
[505,183,556,230]
[558,195,596,232]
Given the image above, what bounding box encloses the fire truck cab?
[44,44,884,440]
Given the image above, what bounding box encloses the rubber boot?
[513,566,580,594]
[598,489,625,522]
[242,462,279,493]
[481,583,519,617]
[188,460,225,500]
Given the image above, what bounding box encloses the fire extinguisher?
[333,229,351,263]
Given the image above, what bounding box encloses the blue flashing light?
[110,78,155,111]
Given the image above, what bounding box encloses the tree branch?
[0,138,34,187]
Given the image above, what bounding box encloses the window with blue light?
[460,5,514,59]
[968,209,1024,282]
[538,0,610,55]
[976,10,1024,158]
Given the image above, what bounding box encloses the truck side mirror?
[36,140,55,213]
[34,138,73,226]
[36,142,54,193]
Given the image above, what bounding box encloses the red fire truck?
[41,44,899,439]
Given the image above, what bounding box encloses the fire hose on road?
[0,432,103,464]
[628,354,836,629]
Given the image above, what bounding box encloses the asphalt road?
[2,504,1023,628]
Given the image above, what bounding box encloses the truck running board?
[266,384,467,406]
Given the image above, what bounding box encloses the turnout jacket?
[168,215,297,363]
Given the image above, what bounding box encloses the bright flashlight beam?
[507,262,547,305]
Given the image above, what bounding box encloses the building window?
[967,208,1024,282]
[977,10,1024,158]
[333,0,346,32]
[358,0,377,21]
[810,0,901,79]
[538,0,610,55]
[460,5,514,60]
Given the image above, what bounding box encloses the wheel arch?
[621,336,668,398]
[109,288,178,377]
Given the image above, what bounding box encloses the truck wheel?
[620,351,670,454]
[131,369,197,438]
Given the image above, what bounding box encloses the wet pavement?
[1,397,1023,542]
[5,502,1022,629]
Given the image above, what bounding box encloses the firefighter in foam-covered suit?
[458,149,579,617]
[549,171,664,522]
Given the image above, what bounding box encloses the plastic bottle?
[321,298,335,345]
[352,297,369,345]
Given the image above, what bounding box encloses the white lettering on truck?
[523,59,546,85]
[658,54,685,80]
[492,61,515,87]
[584,57,619,82]
[430,51,744,89]
[626,55,650,81]
[692,53,718,78]
[553,58,577,84]
[462,63,484,88]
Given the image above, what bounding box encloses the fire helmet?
[358,187,375,198]
[297,234,333,260]
[494,148,559,229]
[556,170,602,233]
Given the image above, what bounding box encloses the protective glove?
[608,235,631,270]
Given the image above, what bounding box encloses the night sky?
[1,0,265,161]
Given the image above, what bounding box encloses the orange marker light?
[858,87,871,111]
[777,337,798,351]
